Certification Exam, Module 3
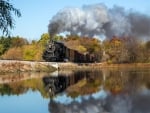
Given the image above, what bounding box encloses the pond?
[0,67,150,113]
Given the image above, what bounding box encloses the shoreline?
[0,60,150,74]
[58,62,150,70]
[0,60,56,74]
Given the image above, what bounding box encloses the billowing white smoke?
[48,3,150,39]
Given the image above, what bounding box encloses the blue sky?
[9,0,150,41]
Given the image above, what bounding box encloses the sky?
[7,0,150,41]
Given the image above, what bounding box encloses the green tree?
[38,33,49,46]
[0,0,21,35]
[0,36,28,56]
[0,44,4,55]
[22,44,44,61]
[0,36,12,55]
[23,45,37,61]
[38,33,63,47]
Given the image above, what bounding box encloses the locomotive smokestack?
[48,3,150,40]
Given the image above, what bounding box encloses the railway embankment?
[0,60,57,74]
[0,60,150,74]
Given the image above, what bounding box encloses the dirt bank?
[0,60,56,74]
[0,60,150,73]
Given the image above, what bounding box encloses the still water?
[0,68,150,113]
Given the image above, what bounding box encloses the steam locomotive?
[42,41,66,62]
[42,40,95,62]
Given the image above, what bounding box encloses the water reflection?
[42,70,97,97]
[0,72,48,97]
[44,69,150,113]
[48,87,150,113]
[49,89,150,113]
[49,89,108,113]
[0,68,150,113]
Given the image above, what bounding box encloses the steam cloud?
[48,3,150,39]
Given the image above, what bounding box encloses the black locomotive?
[42,40,95,62]
[42,40,66,62]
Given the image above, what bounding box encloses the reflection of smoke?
[48,88,150,113]
[48,3,150,39]
[132,88,150,113]
[105,95,132,113]
[49,90,108,113]
[49,97,105,113]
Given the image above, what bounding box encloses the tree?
[0,44,4,55]
[124,37,140,63]
[22,44,44,61]
[0,0,21,35]
[103,37,130,63]
[145,41,150,62]
[11,36,28,47]
[0,36,11,55]
[38,33,50,46]
[145,41,150,50]
[2,47,23,60]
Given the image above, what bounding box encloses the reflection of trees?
[42,68,150,98]
[0,68,150,99]
[0,83,27,96]
[67,70,103,97]
[101,68,150,95]
[45,70,104,98]
[65,68,150,97]
[0,84,13,96]
[0,78,48,97]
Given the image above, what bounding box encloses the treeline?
[0,34,150,63]
[63,35,150,63]
[102,37,150,63]
[0,34,49,61]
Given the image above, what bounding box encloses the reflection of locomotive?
[43,70,103,97]
[42,72,87,96]
[42,41,95,62]
[43,76,68,96]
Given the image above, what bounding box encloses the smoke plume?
[48,3,150,39]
